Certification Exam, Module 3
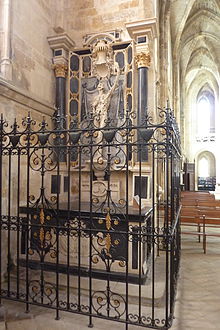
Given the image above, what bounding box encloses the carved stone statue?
[92,62,120,129]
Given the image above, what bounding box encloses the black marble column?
[137,64,149,162]
[138,66,148,127]
[53,64,67,162]
[53,63,68,117]
[56,76,66,117]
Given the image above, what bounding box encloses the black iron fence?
[0,107,181,329]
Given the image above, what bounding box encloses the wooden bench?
[199,209,220,217]
[181,211,220,253]
[199,214,220,253]
[197,201,220,208]
[181,191,210,195]
[181,191,214,200]
[180,214,206,252]
[181,192,212,199]
[180,192,220,252]
[181,195,214,203]
[182,196,218,203]
[182,230,206,253]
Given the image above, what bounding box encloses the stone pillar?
[47,33,75,117]
[0,0,12,79]
[135,50,151,124]
[126,18,157,111]
[126,19,157,162]
[53,63,68,162]
[214,98,220,199]
[47,34,75,162]
[53,63,68,117]
[135,49,151,161]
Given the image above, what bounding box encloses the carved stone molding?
[135,51,151,69]
[47,33,75,52]
[91,39,114,78]
[126,18,157,41]
[83,31,121,47]
[0,77,54,116]
[48,33,75,70]
[52,64,68,78]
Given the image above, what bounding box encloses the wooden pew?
[181,191,216,209]
[181,200,220,209]
[180,206,205,250]
[181,191,211,199]
[181,195,214,201]
[199,209,220,219]
[180,192,220,253]
[197,200,220,208]
[181,208,220,253]
[180,216,206,253]
[181,190,210,194]
[199,213,220,253]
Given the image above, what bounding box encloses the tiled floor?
[1,235,220,329]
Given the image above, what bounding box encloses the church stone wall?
[65,0,155,46]
[11,0,56,106]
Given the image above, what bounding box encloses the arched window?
[197,151,216,191]
[198,157,209,177]
[197,97,210,134]
[196,89,215,135]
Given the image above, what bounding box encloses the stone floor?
[1,234,220,329]
[172,235,220,330]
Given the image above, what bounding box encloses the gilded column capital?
[52,63,68,78]
[135,51,151,69]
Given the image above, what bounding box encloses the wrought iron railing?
[0,107,181,329]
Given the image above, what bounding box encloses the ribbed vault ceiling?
[171,0,220,97]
